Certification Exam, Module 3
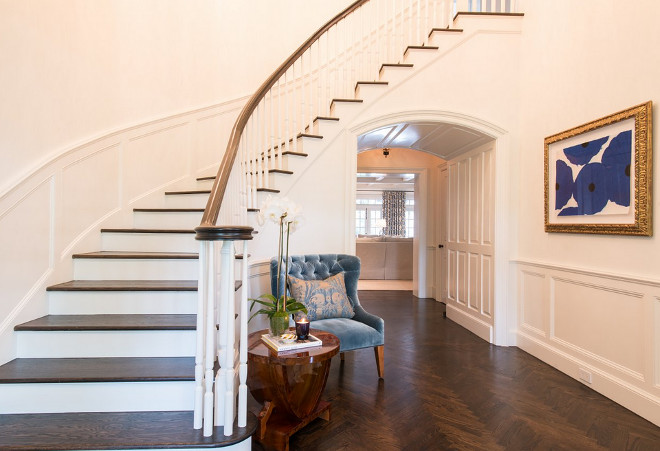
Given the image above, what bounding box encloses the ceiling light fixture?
[382,147,390,158]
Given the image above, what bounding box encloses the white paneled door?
[438,143,495,342]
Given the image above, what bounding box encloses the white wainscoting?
[0,97,246,365]
[515,259,660,426]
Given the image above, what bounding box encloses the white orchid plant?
[249,196,307,322]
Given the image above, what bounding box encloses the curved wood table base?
[247,329,339,451]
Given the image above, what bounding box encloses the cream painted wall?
[516,0,660,275]
[0,0,353,197]
[513,0,660,425]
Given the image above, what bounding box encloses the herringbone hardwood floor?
[252,290,660,450]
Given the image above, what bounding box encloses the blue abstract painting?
[555,130,632,217]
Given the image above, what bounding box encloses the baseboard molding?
[446,304,493,343]
[517,330,660,427]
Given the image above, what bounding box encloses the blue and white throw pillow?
[287,272,355,321]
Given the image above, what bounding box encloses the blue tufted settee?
[270,254,385,378]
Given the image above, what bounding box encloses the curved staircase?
[0,1,522,449]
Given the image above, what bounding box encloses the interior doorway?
[351,117,512,345]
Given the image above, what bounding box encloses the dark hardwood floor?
[254,290,660,451]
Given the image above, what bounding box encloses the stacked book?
[261,333,323,352]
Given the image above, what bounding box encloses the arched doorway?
[348,112,514,346]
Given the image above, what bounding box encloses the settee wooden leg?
[374,345,384,379]
[340,352,345,361]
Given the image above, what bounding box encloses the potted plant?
[249,196,307,336]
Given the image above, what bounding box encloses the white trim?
[349,110,513,346]
[446,303,493,342]
[517,330,660,426]
[514,258,660,289]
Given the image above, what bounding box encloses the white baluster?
[213,241,226,429]
[194,241,208,430]
[222,240,235,435]
[276,78,282,169]
[238,240,249,428]
[203,241,215,437]
[292,62,298,153]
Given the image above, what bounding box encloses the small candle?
[295,318,310,340]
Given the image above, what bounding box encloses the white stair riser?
[297,136,324,155]
[403,48,438,66]
[378,65,415,85]
[17,330,196,358]
[134,211,204,229]
[49,291,197,315]
[312,119,341,136]
[355,84,389,104]
[0,381,194,414]
[163,193,210,208]
[277,154,308,174]
[73,258,198,280]
[329,101,364,122]
[102,232,197,253]
[453,14,524,32]
[428,31,465,51]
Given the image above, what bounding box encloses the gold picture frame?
[544,101,652,235]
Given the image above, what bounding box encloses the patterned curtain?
[382,191,406,236]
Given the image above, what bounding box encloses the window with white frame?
[356,193,414,237]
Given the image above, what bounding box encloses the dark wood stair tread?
[47,280,199,291]
[331,98,364,103]
[297,133,322,139]
[380,63,414,70]
[164,190,211,195]
[256,188,279,193]
[100,228,195,234]
[133,208,204,212]
[72,251,198,260]
[429,27,463,35]
[314,116,340,122]
[14,314,197,331]
[196,175,216,181]
[0,410,257,450]
[0,357,194,383]
[47,280,241,292]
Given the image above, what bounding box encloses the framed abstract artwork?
[544,101,653,235]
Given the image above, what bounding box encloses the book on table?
[261,333,323,352]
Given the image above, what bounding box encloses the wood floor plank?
[0,357,194,383]
[251,290,660,451]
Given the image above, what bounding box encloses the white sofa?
[355,236,413,280]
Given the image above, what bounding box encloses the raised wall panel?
[195,111,234,171]
[482,148,493,245]
[125,123,190,202]
[448,249,457,301]
[60,145,120,253]
[458,160,468,243]
[457,251,467,305]
[448,164,457,243]
[520,270,546,335]
[468,252,480,310]
[655,297,660,388]
[481,255,493,317]
[0,181,52,326]
[553,278,644,377]
[469,154,482,244]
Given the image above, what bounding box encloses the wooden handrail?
[199,0,369,227]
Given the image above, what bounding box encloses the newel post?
[193,225,254,437]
